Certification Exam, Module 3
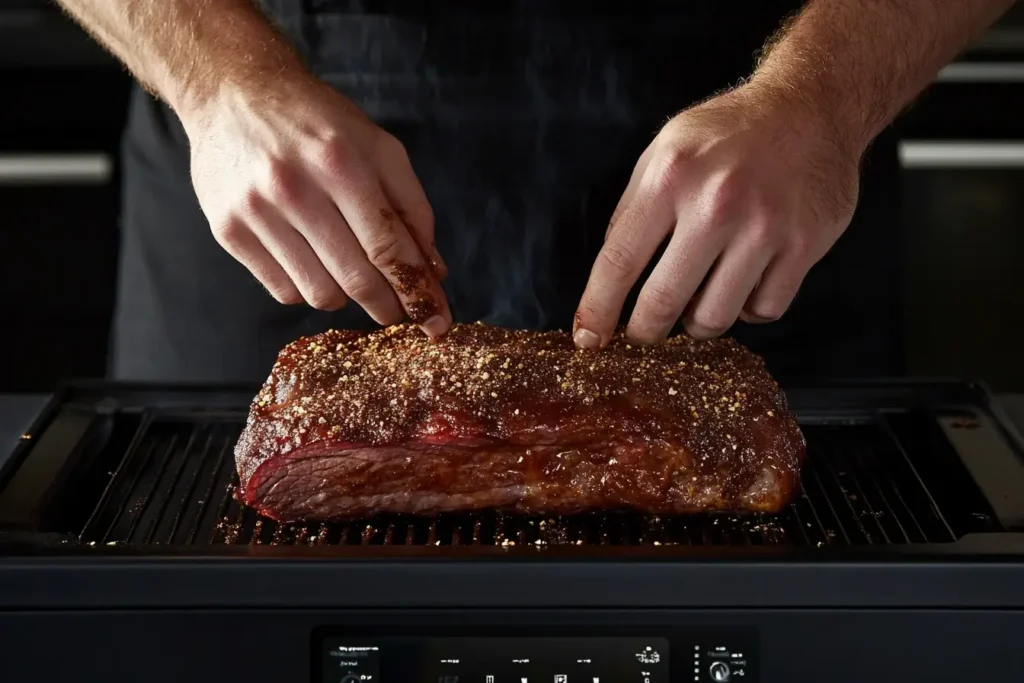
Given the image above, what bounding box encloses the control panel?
[316,628,757,683]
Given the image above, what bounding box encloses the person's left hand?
[573,83,863,348]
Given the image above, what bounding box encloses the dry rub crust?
[235,323,807,522]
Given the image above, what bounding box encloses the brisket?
[235,323,806,522]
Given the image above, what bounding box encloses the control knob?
[709,661,731,682]
[340,676,360,683]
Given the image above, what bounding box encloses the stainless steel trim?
[0,153,113,185]
[937,62,1024,83]
[899,141,1024,168]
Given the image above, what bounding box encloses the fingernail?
[573,328,601,349]
[422,315,449,338]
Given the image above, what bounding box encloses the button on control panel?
[709,661,731,681]
[694,644,751,682]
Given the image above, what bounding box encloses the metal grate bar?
[142,428,199,544]
[98,438,158,543]
[876,414,957,540]
[864,472,913,543]
[839,442,908,544]
[804,459,851,545]
[832,451,892,544]
[789,498,816,547]
[79,411,154,541]
[119,434,181,544]
[877,464,929,543]
[162,428,215,544]
[817,443,879,545]
[184,426,235,544]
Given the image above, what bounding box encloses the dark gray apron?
[112,0,902,383]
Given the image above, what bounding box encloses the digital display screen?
[321,637,670,683]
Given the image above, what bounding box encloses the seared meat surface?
[235,323,805,522]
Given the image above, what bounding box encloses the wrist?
[157,13,309,134]
[170,55,311,136]
[744,67,875,164]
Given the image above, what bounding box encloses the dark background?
[1,0,1023,392]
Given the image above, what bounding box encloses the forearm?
[55,0,305,119]
[750,0,1016,157]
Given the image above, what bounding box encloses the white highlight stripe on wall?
[937,62,1024,83]
[0,153,113,185]
[899,141,1024,169]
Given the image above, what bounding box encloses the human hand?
[573,84,862,348]
[180,72,450,336]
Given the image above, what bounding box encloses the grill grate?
[75,411,994,548]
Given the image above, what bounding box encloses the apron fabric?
[112,0,902,383]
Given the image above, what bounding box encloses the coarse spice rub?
[235,323,806,521]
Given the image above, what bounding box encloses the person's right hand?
[179,72,451,337]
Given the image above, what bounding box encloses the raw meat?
[235,323,806,522]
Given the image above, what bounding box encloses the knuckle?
[705,168,747,224]
[745,218,777,251]
[212,216,246,245]
[307,286,346,311]
[364,233,404,268]
[338,270,380,301]
[263,158,301,204]
[787,232,816,261]
[597,240,639,282]
[648,149,689,196]
[237,187,264,219]
[316,136,353,179]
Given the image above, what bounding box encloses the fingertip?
[373,312,406,327]
[572,308,613,350]
[421,314,451,338]
[623,304,676,346]
[408,288,452,338]
[624,324,668,347]
[368,301,406,327]
[738,310,774,325]
[683,327,716,341]
[572,328,602,350]
[320,297,349,312]
[270,288,304,306]
[682,318,727,340]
